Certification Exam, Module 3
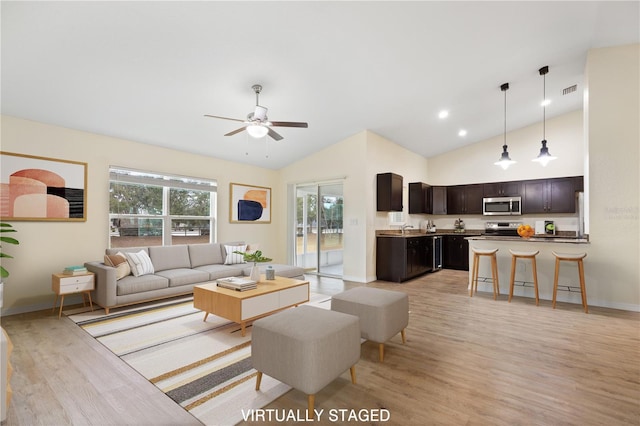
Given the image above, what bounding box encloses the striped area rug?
[68,295,331,425]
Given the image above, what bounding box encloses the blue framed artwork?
[229,182,271,223]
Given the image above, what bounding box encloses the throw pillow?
[224,244,247,265]
[124,250,155,277]
[104,253,131,280]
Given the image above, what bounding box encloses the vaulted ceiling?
[2,1,639,169]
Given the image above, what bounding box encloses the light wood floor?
[2,270,639,425]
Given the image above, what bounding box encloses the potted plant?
[0,223,19,310]
[234,249,272,282]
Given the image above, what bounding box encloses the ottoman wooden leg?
[401,329,406,344]
[308,394,315,419]
[255,371,262,390]
[379,343,385,362]
[350,365,357,384]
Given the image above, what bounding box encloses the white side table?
[52,272,95,319]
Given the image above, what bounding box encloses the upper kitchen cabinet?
[483,181,521,197]
[409,183,448,214]
[446,184,483,214]
[431,186,447,215]
[409,182,429,214]
[522,177,582,213]
[377,172,403,211]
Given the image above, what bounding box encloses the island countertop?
[465,235,590,244]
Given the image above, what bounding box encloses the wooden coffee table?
[193,275,310,336]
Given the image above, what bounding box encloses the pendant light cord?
[500,82,509,149]
[542,72,546,140]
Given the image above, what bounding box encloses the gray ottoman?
[331,287,409,362]
[252,305,360,417]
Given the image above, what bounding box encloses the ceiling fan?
[205,84,308,141]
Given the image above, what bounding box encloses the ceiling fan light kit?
[494,82,516,170]
[204,84,308,142]
[532,65,557,167]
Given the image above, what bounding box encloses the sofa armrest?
[84,261,117,309]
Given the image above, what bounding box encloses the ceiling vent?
[563,84,577,95]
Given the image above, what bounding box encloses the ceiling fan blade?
[204,114,245,123]
[267,128,284,141]
[269,121,308,128]
[225,127,247,137]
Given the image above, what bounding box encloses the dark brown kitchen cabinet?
[522,177,578,213]
[443,235,469,271]
[431,186,447,215]
[376,236,430,282]
[409,182,447,215]
[483,181,521,197]
[377,173,403,212]
[446,184,483,214]
[409,182,430,214]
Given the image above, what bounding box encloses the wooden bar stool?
[552,251,588,313]
[508,250,540,305]
[470,248,500,300]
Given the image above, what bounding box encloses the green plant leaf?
[0,236,19,245]
[0,267,8,278]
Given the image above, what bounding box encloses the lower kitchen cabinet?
[376,236,430,282]
[443,234,469,271]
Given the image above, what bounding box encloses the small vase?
[250,265,260,282]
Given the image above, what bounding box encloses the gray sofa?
[84,242,305,314]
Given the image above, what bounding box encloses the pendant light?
[532,66,557,166]
[494,83,516,170]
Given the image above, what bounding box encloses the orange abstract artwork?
[0,152,87,221]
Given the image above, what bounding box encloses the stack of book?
[216,277,257,291]
[63,265,88,275]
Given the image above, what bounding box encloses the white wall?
[0,116,281,314]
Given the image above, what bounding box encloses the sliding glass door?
[295,181,343,277]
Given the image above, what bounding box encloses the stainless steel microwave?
[483,196,522,216]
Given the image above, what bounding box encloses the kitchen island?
[466,235,592,308]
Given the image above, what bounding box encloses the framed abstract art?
[0,152,87,221]
[229,182,271,223]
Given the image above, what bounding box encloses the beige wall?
[0,116,282,314]
[584,43,639,310]
[279,130,429,282]
[2,44,637,313]
[426,109,584,185]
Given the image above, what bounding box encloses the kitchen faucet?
[401,224,414,235]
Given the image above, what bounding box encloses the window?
[109,167,217,248]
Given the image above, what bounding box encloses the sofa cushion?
[155,268,210,287]
[124,250,155,277]
[106,246,148,256]
[149,245,191,271]
[224,244,247,265]
[188,243,225,268]
[242,263,305,279]
[194,264,247,280]
[116,274,169,296]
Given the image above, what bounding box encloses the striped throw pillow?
[124,250,155,277]
[224,244,247,265]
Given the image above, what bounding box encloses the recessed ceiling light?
[458,129,467,137]
[438,110,449,119]
[541,99,551,107]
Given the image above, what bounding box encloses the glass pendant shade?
[246,124,269,138]
[495,145,516,170]
[532,139,557,167]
